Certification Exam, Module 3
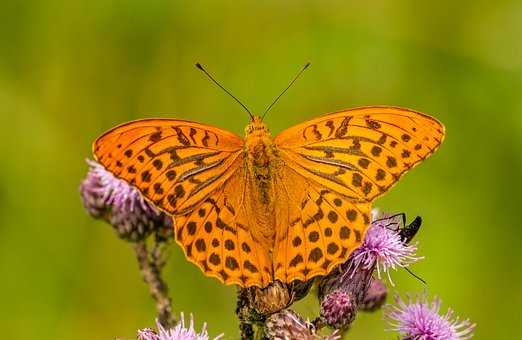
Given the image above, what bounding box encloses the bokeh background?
[1,1,521,339]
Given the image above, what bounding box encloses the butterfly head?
[245,115,271,137]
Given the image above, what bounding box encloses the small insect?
[374,212,426,283]
[400,215,422,244]
[374,213,422,244]
[92,64,445,288]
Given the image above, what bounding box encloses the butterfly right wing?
[273,163,370,283]
[272,106,444,283]
[274,106,444,202]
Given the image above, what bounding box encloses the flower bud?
[80,159,171,242]
[320,289,356,329]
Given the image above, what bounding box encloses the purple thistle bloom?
[80,159,171,241]
[320,289,356,329]
[79,160,111,218]
[81,159,155,214]
[348,214,422,284]
[137,313,224,340]
[384,293,475,340]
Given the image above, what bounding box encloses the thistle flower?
[79,160,111,218]
[320,289,356,329]
[137,313,223,340]
[348,214,422,284]
[265,309,341,340]
[384,293,475,340]
[80,159,171,241]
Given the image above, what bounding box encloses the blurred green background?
[1,1,521,338]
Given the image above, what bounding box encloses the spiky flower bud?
[80,159,171,241]
[79,161,110,218]
[320,289,356,329]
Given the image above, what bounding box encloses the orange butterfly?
[93,65,444,288]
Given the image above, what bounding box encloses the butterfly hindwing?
[93,119,244,215]
[174,167,273,287]
[273,164,371,282]
[274,106,445,202]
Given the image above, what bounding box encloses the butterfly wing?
[93,119,272,287]
[273,106,444,282]
[93,119,244,215]
[273,165,371,282]
[174,166,273,287]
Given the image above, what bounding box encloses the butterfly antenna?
[195,63,253,119]
[262,62,311,120]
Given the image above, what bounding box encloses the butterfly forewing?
[274,107,445,202]
[93,119,244,215]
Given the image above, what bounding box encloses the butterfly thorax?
[244,117,275,167]
[244,116,279,247]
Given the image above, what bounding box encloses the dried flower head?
[348,214,422,284]
[80,159,171,241]
[360,278,388,312]
[265,309,341,340]
[254,281,291,315]
[137,313,223,340]
[320,289,356,329]
[384,293,475,340]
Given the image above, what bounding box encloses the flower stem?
[133,240,175,327]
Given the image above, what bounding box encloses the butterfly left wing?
[173,166,274,288]
[93,119,244,215]
[94,119,274,287]
[272,106,444,282]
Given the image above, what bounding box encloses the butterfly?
[92,65,444,288]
